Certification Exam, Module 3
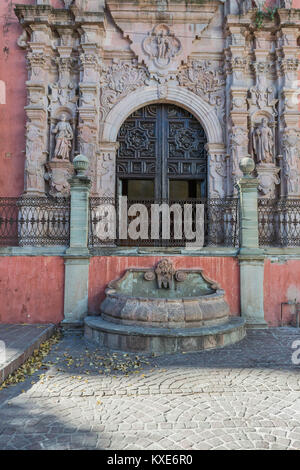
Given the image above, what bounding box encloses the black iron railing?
[258,198,300,247]
[0,196,70,247]
[89,197,239,250]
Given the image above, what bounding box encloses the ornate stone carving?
[177,61,225,108]
[282,129,300,196]
[142,24,182,70]
[256,165,281,198]
[155,259,176,289]
[17,30,29,49]
[177,60,225,129]
[25,122,45,193]
[52,114,73,161]
[27,52,47,82]
[230,127,249,192]
[94,145,118,198]
[252,118,275,164]
[206,147,227,198]
[44,161,73,197]
[100,60,150,120]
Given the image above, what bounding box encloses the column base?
[245,319,268,329]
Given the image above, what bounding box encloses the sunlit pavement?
[0,328,300,450]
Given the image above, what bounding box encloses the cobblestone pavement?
[0,328,300,450]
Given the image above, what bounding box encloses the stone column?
[24,24,52,195]
[238,157,267,329]
[63,155,91,327]
[78,24,104,195]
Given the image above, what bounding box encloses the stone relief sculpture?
[282,129,300,195]
[99,60,150,120]
[230,127,249,192]
[142,24,182,70]
[253,118,274,164]
[44,164,72,197]
[154,259,176,289]
[52,115,73,161]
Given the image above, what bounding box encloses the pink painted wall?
[264,259,300,326]
[88,256,241,316]
[0,256,64,323]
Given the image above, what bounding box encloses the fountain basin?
[101,268,230,328]
[84,259,246,353]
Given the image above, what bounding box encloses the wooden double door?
[116,103,208,201]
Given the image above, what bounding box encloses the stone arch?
[101,85,224,145]
[97,85,227,198]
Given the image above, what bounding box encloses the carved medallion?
[142,24,182,70]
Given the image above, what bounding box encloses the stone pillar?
[238,157,267,329]
[63,155,91,327]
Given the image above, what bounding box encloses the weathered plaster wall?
[88,256,241,317]
[0,256,64,323]
[264,258,300,326]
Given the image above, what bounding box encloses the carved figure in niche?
[155,259,176,289]
[52,114,73,161]
[157,33,171,60]
[253,118,274,164]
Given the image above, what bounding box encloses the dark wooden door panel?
[116,104,207,200]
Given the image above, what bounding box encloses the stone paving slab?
[0,324,56,384]
[0,328,300,449]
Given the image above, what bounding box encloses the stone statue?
[253,118,274,164]
[52,114,73,161]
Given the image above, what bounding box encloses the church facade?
[0,0,300,328]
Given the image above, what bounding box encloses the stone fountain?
[84,259,246,353]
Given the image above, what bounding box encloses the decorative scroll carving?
[52,114,73,161]
[100,60,150,120]
[177,61,225,108]
[17,30,29,49]
[177,60,225,129]
[142,24,182,70]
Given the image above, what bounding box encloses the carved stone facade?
[14,0,300,199]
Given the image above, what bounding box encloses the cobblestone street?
[1,328,300,450]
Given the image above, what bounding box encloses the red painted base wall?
[264,259,300,327]
[0,257,64,323]
[88,256,241,317]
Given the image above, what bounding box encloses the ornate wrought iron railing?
[258,198,300,247]
[89,197,239,251]
[0,196,70,247]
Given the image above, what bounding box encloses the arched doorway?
[116,104,208,201]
